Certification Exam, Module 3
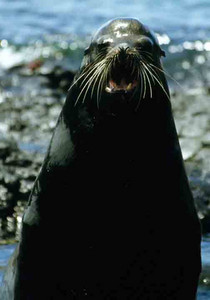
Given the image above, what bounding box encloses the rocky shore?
[0,57,209,243]
[172,91,210,234]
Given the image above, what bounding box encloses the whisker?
[139,50,154,62]
[68,70,91,92]
[142,62,170,100]
[83,70,100,104]
[95,58,114,108]
[90,62,107,99]
[69,53,106,92]
[75,65,104,106]
[96,64,107,107]
[142,65,153,99]
[84,63,107,103]
[149,63,183,90]
[144,62,163,86]
[141,60,155,85]
[73,45,172,110]
[79,60,106,89]
[99,71,108,108]
[142,68,147,99]
[135,69,144,111]
[74,57,109,106]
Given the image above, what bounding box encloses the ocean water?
[0,0,210,91]
[0,0,210,43]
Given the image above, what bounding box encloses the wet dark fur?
[1,18,201,300]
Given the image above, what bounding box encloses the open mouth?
[105,79,138,94]
[105,61,138,95]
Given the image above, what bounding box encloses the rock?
[194,148,210,178]
[40,65,75,92]
[181,114,209,138]
[179,137,201,160]
[187,162,210,233]
[3,173,20,194]
[202,133,210,147]
[0,185,8,202]
[19,179,34,197]
[27,59,43,72]
[171,90,210,233]
[0,140,17,161]
[4,152,33,167]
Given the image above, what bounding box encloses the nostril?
[118,46,129,52]
[118,46,130,61]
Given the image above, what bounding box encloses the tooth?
[105,87,112,93]
[127,83,133,90]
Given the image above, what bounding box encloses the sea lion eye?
[160,49,166,57]
[84,47,90,55]
[135,37,153,52]
[97,42,110,52]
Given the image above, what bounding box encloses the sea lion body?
[1,18,201,299]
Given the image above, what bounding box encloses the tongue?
[110,79,128,90]
[105,78,138,94]
[109,79,137,91]
[110,79,136,92]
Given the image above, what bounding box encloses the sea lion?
[1,18,201,299]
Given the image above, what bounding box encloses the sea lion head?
[72,18,169,110]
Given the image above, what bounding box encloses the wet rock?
[172,91,210,233]
[4,151,33,167]
[194,148,210,178]
[27,59,43,72]
[0,186,16,219]
[0,54,75,240]
[0,137,41,237]
[39,65,75,92]
[179,137,201,160]
[0,185,8,202]
[181,114,209,138]
[3,173,20,194]
[187,160,210,233]
[202,133,210,147]
[0,139,17,161]
[19,179,34,198]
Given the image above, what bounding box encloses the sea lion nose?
[118,43,130,51]
[116,43,130,61]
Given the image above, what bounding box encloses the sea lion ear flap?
[81,47,91,68]
[160,48,166,57]
[81,45,93,67]
[84,46,90,56]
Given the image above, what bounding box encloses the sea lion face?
[73,18,168,110]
